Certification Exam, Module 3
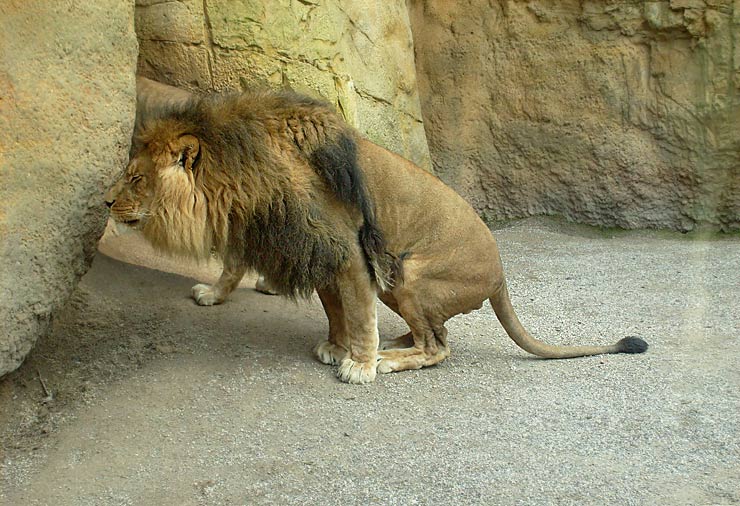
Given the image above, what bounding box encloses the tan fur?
[106,89,647,384]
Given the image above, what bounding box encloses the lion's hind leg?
[377,326,450,374]
[376,292,450,374]
[379,332,414,351]
[376,293,414,351]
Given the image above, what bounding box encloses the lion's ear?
[173,134,200,171]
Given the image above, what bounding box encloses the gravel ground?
[1,218,738,505]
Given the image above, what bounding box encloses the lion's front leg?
[331,256,380,384]
[192,254,247,306]
[255,275,280,295]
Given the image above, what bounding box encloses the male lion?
[105,89,648,384]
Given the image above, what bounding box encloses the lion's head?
[105,129,213,259]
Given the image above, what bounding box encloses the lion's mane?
[136,91,392,297]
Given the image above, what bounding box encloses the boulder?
[0,1,137,376]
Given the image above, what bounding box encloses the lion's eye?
[130,174,143,184]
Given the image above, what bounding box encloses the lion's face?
[105,148,158,228]
[105,134,211,258]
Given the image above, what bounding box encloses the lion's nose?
[105,199,114,208]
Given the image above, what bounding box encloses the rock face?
[409,0,739,231]
[0,1,137,376]
[135,0,431,170]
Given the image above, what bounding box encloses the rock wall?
[409,0,740,231]
[0,1,138,376]
[135,0,431,170]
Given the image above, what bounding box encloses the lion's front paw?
[255,276,280,296]
[337,358,377,384]
[191,283,222,306]
[314,341,348,365]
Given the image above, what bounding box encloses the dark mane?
[137,89,393,295]
[131,80,195,158]
[230,200,351,299]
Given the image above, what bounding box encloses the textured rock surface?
[135,0,431,170]
[409,0,740,231]
[0,1,137,376]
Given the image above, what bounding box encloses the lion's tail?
[488,280,648,358]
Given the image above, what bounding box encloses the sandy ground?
[1,218,739,506]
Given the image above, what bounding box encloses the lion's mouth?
[123,219,141,230]
[112,216,141,227]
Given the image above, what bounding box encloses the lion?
[127,76,279,298]
[105,88,648,384]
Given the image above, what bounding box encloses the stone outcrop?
[135,0,431,170]
[409,0,739,231]
[0,1,137,376]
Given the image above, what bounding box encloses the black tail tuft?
[617,336,649,354]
